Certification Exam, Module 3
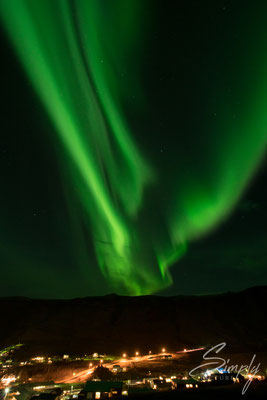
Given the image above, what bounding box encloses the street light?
[123,353,127,358]
[135,351,139,357]
[4,388,9,400]
[162,348,166,353]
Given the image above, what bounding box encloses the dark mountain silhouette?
[1,286,266,358]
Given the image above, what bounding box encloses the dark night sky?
[0,0,266,298]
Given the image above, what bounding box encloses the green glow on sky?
[0,0,266,295]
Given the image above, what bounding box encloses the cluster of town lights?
[120,348,167,359]
[84,350,172,370]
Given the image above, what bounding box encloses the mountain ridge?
[1,286,266,358]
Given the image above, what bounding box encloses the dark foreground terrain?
[1,286,266,358]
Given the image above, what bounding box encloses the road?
[58,348,205,384]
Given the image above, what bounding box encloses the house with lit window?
[172,378,199,389]
[79,381,124,399]
[111,364,122,373]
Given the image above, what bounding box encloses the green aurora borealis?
[0,0,266,296]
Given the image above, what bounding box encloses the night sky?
[0,0,266,298]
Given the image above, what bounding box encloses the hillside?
[1,287,266,358]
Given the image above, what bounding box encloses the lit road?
[176,347,205,354]
[57,348,205,384]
